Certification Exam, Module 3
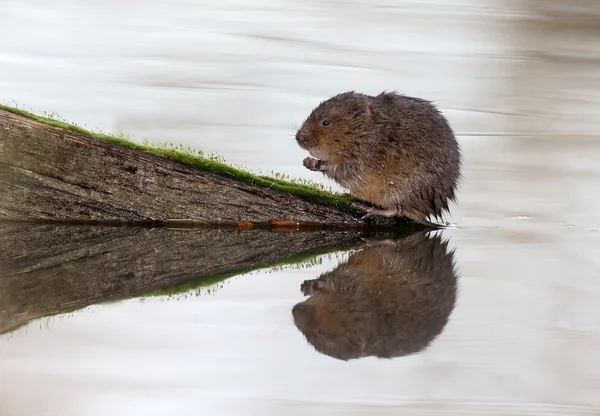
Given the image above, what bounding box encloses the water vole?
[295,91,461,226]
[292,232,458,360]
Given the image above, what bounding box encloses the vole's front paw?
[303,157,322,171]
[300,278,323,296]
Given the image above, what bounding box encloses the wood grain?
[0,109,362,225]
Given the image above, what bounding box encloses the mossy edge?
[143,239,360,298]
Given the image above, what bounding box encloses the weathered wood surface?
[0,222,387,335]
[0,109,361,224]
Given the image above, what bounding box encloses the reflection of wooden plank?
[0,109,361,225]
[0,222,376,335]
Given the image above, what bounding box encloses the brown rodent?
[295,91,461,226]
[292,231,458,361]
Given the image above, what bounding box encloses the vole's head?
[292,294,368,361]
[295,91,373,162]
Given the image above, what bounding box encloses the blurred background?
[2,0,600,226]
[1,1,600,415]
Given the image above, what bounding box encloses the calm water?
[2,0,600,415]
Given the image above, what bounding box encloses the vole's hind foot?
[351,202,370,212]
[351,202,403,220]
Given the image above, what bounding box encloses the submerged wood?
[0,222,405,335]
[0,109,361,224]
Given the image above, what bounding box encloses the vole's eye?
[321,120,330,127]
[317,329,326,335]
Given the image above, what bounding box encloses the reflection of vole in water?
[292,232,458,360]
[295,91,461,226]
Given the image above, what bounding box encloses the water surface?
[1,0,600,415]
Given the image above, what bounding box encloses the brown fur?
[295,91,462,224]
[292,232,458,361]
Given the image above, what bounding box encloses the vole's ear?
[353,103,373,119]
